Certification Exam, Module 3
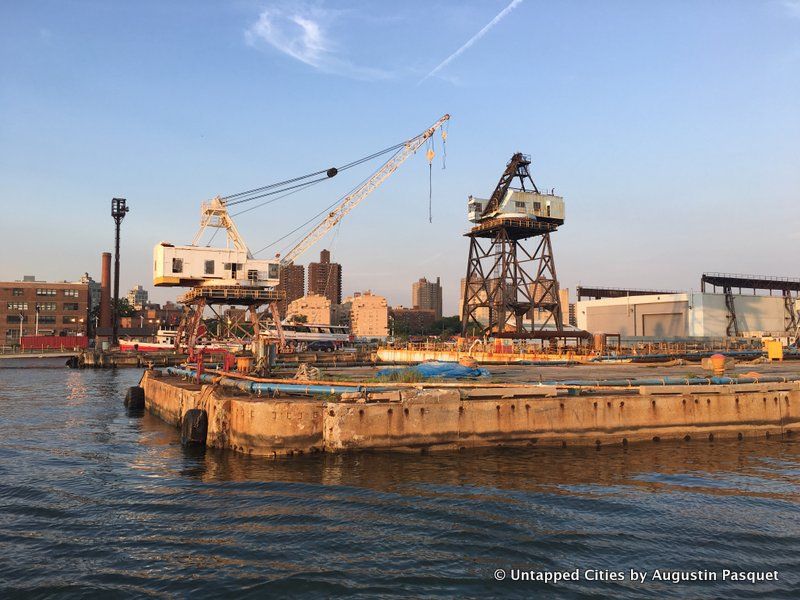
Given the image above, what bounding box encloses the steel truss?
[461,228,564,338]
[174,286,285,362]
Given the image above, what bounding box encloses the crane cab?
[468,190,565,225]
[153,242,280,288]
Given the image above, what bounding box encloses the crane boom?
[279,114,450,266]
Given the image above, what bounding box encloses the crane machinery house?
[153,243,279,288]
[153,198,280,288]
[467,190,565,224]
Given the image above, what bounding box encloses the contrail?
[418,0,524,84]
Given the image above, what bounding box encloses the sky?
[1,0,799,315]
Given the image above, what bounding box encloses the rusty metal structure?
[160,115,451,361]
[701,272,800,337]
[174,287,284,362]
[576,286,681,301]
[460,153,588,342]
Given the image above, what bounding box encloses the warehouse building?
[576,292,794,338]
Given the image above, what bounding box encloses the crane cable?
[426,137,435,223]
[254,144,407,258]
[221,141,407,207]
[441,121,448,170]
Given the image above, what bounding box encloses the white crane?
[278,113,450,265]
[153,114,450,289]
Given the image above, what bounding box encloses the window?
[63,303,79,311]
[204,260,215,275]
[38,303,57,312]
[12,288,23,296]
[36,289,56,296]
[533,202,541,211]
[172,258,183,273]
[6,329,19,339]
[248,269,259,282]
[63,316,80,324]
[7,302,28,311]
[515,201,526,209]
[268,264,279,279]
[64,289,79,297]
[39,316,56,325]
[7,315,28,324]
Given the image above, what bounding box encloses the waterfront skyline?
[1,1,799,314]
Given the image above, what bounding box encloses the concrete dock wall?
[141,371,800,457]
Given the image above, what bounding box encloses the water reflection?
[1,367,799,598]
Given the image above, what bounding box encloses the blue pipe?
[162,367,385,395]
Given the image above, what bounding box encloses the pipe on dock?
[162,367,385,395]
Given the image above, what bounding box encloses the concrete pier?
[140,370,800,457]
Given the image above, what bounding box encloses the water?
[1,367,799,598]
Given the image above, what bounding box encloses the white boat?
[119,329,241,353]
[261,322,352,343]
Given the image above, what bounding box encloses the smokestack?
[100,252,112,329]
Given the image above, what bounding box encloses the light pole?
[111,197,129,347]
[34,304,40,336]
[18,312,23,345]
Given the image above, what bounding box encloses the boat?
[260,322,352,343]
[118,329,241,353]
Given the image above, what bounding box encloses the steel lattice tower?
[460,154,566,339]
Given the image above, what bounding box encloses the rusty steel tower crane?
[460,153,588,345]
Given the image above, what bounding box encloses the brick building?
[390,306,436,335]
[1,276,89,344]
[308,249,342,305]
[277,263,305,318]
[412,276,443,319]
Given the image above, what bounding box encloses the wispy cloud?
[782,0,800,18]
[418,0,524,85]
[245,4,390,81]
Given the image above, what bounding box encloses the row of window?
[5,328,81,338]
[172,259,273,278]
[6,315,83,325]
[7,288,82,297]
[5,302,81,311]
[514,201,544,211]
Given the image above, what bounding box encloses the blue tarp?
[377,361,490,380]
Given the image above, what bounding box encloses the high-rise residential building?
[342,291,388,339]
[287,294,332,325]
[412,276,443,320]
[308,249,342,305]
[1,276,89,342]
[126,285,148,309]
[277,263,305,318]
[79,273,101,312]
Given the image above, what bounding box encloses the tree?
[113,298,136,317]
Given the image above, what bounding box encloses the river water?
[1,366,799,598]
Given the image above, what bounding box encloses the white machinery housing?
[154,197,280,288]
[468,190,565,224]
[153,242,279,287]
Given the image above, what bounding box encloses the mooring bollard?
[181,409,208,447]
[124,386,145,410]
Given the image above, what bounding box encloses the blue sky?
[1,0,798,314]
